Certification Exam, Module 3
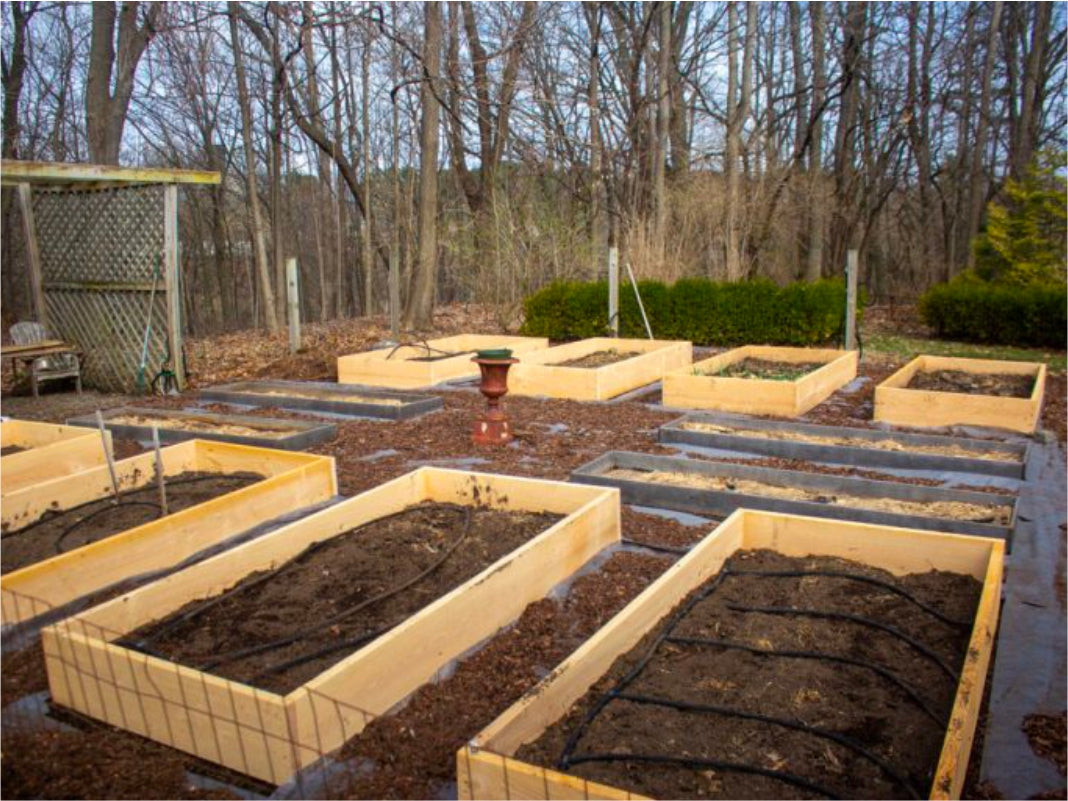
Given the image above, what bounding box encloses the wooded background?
[2,2,1065,334]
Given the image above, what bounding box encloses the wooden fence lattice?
[33,185,174,393]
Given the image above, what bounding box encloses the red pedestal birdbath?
[472,349,518,445]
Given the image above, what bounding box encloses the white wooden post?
[845,249,859,351]
[163,185,184,389]
[608,246,619,337]
[286,257,301,354]
[17,183,47,328]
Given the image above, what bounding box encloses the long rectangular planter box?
[1,440,337,627]
[1,419,113,496]
[571,450,1017,541]
[509,338,693,401]
[874,355,1047,434]
[459,509,1004,801]
[662,345,858,416]
[337,335,549,389]
[42,468,620,785]
[199,379,443,420]
[67,407,337,450]
[660,413,1030,480]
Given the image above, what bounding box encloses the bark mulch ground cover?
[711,358,826,381]
[554,349,643,369]
[908,369,1035,399]
[518,549,982,800]
[124,503,563,694]
[0,471,264,573]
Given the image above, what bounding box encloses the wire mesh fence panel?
[33,185,170,393]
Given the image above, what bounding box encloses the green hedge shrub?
[919,275,1067,348]
[520,278,853,346]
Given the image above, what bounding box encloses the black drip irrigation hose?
[53,501,162,554]
[195,507,474,674]
[666,635,945,726]
[556,563,952,796]
[1,474,257,542]
[563,753,842,800]
[615,692,922,798]
[251,625,393,680]
[725,604,959,681]
[725,568,972,628]
[620,537,692,556]
[384,339,465,362]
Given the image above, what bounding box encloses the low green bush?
[919,275,1067,348]
[520,278,853,346]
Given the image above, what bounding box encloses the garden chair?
[9,321,82,396]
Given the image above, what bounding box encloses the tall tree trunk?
[586,4,607,275]
[805,1,826,281]
[228,4,279,332]
[86,2,161,164]
[653,1,670,250]
[404,2,443,330]
[966,1,1002,269]
[725,2,754,281]
[1011,3,1052,179]
[361,24,374,317]
[831,1,867,273]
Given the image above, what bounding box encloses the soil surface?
[109,413,299,437]
[606,466,1013,524]
[712,358,825,380]
[908,369,1035,398]
[127,502,563,693]
[518,549,982,800]
[554,349,643,369]
[1,444,26,455]
[0,471,264,573]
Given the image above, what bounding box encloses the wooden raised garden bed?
[660,413,1031,480]
[42,468,619,784]
[67,406,337,450]
[662,345,858,416]
[1,419,113,496]
[571,451,1017,541]
[199,379,443,420]
[459,509,1004,800]
[508,338,693,401]
[875,356,1047,434]
[337,335,549,389]
[1,440,337,627]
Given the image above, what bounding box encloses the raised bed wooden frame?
[508,338,693,401]
[662,345,858,416]
[2,440,337,627]
[659,412,1031,480]
[458,509,1004,800]
[67,407,337,450]
[1,419,113,496]
[571,450,1017,541]
[199,379,443,420]
[337,335,549,389]
[874,355,1047,434]
[42,468,620,784]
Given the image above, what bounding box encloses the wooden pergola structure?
[2,160,219,392]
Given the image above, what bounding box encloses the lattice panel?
[35,186,164,283]
[33,185,172,393]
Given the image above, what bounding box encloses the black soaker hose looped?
[563,753,842,800]
[724,568,972,628]
[666,635,944,726]
[616,692,922,798]
[53,501,162,554]
[196,507,474,672]
[725,604,959,680]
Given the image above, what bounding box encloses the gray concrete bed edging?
[199,380,443,420]
[659,412,1030,479]
[67,407,336,450]
[570,450,1017,542]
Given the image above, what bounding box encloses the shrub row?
[919,277,1067,348]
[520,278,852,346]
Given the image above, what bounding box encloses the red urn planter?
[472,353,518,445]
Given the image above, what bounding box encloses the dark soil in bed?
[125,502,563,694]
[713,357,826,380]
[0,471,264,574]
[1,444,26,456]
[908,369,1035,398]
[555,349,642,368]
[517,549,982,800]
